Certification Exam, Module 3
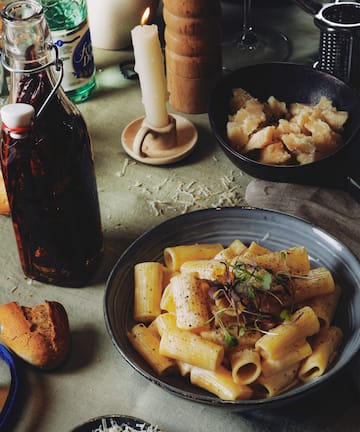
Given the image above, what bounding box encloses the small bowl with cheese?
[208,62,360,189]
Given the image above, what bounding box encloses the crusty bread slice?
[0,301,71,369]
[0,170,10,216]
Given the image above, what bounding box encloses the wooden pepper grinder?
[163,0,222,114]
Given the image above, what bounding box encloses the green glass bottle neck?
[40,0,87,31]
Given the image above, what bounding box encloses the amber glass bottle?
[0,0,103,287]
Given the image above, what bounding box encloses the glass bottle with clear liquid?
[39,0,96,103]
[0,0,103,287]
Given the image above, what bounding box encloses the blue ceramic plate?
[70,414,160,432]
[0,344,19,429]
[104,207,360,410]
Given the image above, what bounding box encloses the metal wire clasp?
[1,42,64,119]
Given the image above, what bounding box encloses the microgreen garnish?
[224,331,238,347]
[280,309,293,322]
[203,255,302,345]
[282,311,304,325]
[261,272,272,291]
[237,326,246,337]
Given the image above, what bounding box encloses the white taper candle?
[131,23,169,128]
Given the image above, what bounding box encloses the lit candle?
[131,9,169,128]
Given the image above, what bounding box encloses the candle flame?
[140,7,150,25]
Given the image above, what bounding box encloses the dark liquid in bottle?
[1,54,103,287]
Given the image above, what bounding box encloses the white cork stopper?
[1,103,35,139]
[1,103,34,129]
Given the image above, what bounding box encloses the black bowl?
[208,62,360,189]
[104,207,360,411]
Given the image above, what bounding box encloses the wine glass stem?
[243,0,252,34]
[238,0,257,47]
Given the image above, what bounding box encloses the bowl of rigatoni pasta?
[104,207,360,410]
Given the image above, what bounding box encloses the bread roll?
[0,170,10,216]
[0,301,71,369]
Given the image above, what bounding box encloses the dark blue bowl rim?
[0,344,19,429]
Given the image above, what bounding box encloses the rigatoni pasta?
[214,239,247,262]
[149,312,177,337]
[229,348,262,384]
[254,246,310,275]
[190,365,253,401]
[303,284,341,327]
[159,327,224,371]
[254,362,300,398]
[170,272,210,332]
[164,243,224,271]
[128,239,343,401]
[255,306,320,360]
[260,339,312,377]
[159,283,176,314]
[180,259,227,281]
[128,324,176,376]
[134,262,164,323]
[298,326,343,382]
[290,267,336,304]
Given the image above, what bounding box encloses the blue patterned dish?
[0,344,19,429]
[70,415,160,431]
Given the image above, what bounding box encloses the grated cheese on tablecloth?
[122,169,246,217]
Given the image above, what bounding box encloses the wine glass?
[222,0,291,71]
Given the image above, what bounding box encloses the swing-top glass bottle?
[0,0,103,287]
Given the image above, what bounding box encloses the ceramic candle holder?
[132,115,177,158]
[121,114,198,165]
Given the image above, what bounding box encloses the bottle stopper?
[1,103,34,138]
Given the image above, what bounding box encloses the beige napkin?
[241,179,360,429]
[245,179,360,258]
